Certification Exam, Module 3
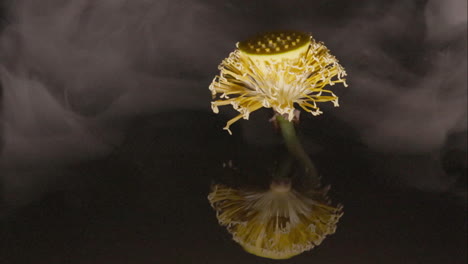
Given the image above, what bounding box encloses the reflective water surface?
[1,111,466,263]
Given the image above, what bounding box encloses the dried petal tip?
[210,30,348,134]
[208,183,343,259]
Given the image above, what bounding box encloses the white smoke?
[327,0,467,194]
[325,0,467,153]
[425,0,467,41]
[0,0,246,208]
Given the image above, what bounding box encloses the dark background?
[0,0,466,263]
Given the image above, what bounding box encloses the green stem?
[276,115,320,187]
[272,154,295,180]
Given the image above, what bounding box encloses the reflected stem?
[272,153,295,181]
[276,115,320,187]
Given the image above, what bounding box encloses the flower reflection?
[208,179,343,259]
[209,30,347,134]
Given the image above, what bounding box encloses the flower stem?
[272,154,295,181]
[276,115,320,187]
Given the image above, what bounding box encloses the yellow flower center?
[237,31,311,61]
[270,178,292,193]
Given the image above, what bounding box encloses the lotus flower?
[209,30,347,134]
